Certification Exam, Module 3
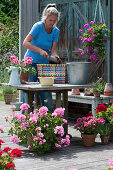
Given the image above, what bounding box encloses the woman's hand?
[40,50,48,58]
[53,54,62,63]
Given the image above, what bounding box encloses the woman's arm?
[23,34,48,58]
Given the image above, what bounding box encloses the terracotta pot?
[104,83,113,96]
[20,71,30,84]
[93,90,100,97]
[81,134,96,147]
[100,135,110,144]
[71,89,80,95]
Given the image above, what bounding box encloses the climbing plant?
[0,0,19,82]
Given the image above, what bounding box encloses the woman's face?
[45,15,58,28]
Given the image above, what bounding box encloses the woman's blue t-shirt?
[24,21,60,64]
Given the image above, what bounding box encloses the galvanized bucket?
[66,62,91,85]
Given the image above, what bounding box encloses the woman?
[23,3,61,111]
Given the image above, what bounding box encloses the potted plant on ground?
[4,103,70,155]
[98,123,112,144]
[108,157,113,170]
[95,103,113,142]
[74,116,105,147]
[3,87,17,104]
[0,126,22,170]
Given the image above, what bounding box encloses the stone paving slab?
[0,101,113,170]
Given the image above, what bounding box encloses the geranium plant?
[78,21,110,61]
[4,104,70,155]
[0,126,22,170]
[108,157,113,170]
[95,103,113,125]
[74,116,105,134]
[7,56,36,75]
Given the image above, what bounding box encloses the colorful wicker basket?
[37,64,66,84]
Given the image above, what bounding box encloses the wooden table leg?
[56,91,61,108]
[26,91,32,113]
[34,92,40,109]
[62,90,68,134]
[92,100,99,117]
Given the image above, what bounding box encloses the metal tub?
[66,62,91,85]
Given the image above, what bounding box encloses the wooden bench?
[52,92,113,116]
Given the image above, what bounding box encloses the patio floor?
[0,101,113,170]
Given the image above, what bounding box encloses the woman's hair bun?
[46,4,56,9]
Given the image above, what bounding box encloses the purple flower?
[87,28,93,31]
[89,31,92,35]
[81,52,85,55]
[94,56,99,61]
[84,24,89,28]
[78,48,83,52]
[79,29,83,33]
[89,55,95,60]
[92,34,97,38]
[104,38,107,43]
[87,49,92,53]
[90,21,95,24]
[88,37,92,42]
[94,51,98,55]
[79,36,82,40]
[82,38,88,43]
[99,22,103,25]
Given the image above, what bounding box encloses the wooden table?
[0,83,96,133]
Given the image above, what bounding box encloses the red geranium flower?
[10,148,22,158]
[86,112,93,117]
[0,139,5,144]
[96,104,107,113]
[6,163,15,169]
[3,147,12,153]
[0,150,4,156]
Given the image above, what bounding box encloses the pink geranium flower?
[0,126,4,132]
[109,157,113,167]
[54,107,65,117]
[10,105,16,110]
[11,134,19,144]
[20,103,30,112]
[3,115,9,121]
[55,143,61,148]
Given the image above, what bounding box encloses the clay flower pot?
[71,89,80,95]
[20,71,30,84]
[104,83,113,96]
[100,135,110,145]
[81,134,96,147]
[93,90,100,97]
